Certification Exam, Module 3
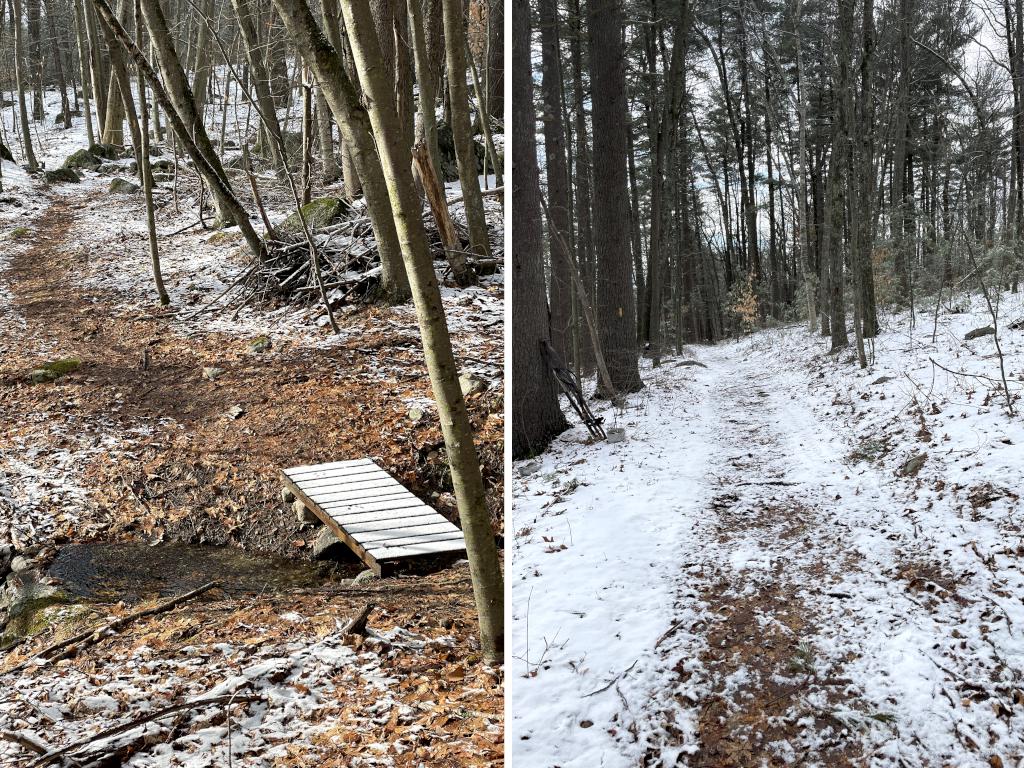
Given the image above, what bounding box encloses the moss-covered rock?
[63,149,102,171]
[89,142,120,160]
[28,357,81,383]
[274,197,353,237]
[108,177,140,194]
[248,335,272,353]
[0,587,91,650]
[45,168,81,184]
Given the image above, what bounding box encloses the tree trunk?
[440,0,490,260]
[588,0,642,395]
[12,0,38,171]
[336,0,504,664]
[270,0,413,302]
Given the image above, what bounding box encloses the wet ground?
[48,541,357,603]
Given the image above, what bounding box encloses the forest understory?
[510,297,1024,768]
[0,91,504,766]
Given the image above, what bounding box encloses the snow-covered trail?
[510,336,1024,768]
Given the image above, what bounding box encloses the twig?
[582,658,639,697]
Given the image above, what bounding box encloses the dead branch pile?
[234,211,472,312]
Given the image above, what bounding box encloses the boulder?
[88,142,120,160]
[0,141,13,163]
[28,357,81,383]
[0,545,12,576]
[44,168,80,184]
[312,527,344,559]
[606,427,627,444]
[964,326,995,341]
[108,177,140,194]
[274,197,354,237]
[459,374,488,397]
[63,149,101,171]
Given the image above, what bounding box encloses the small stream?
[47,542,348,603]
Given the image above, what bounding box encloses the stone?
[248,335,272,353]
[202,366,226,381]
[872,376,894,385]
[312,527,343,559]
[0,545,11,576]
[28,358,81,383]
[281,487,295,503]
[0,141,13,163]
[44,168,80,184]
[605,427,627,444]
[10,555,34,573]
[459,374,488,397]
[293,500,319,525]
[518,460,542,477]
[225,404,246,420]
[63,149,101,171]
[88,142,120,160]
[352,569,378,585]
[275,197,353,237]
[899,453,927,477]
[108,177,140,194]
[965,326,996,341]
[408,407,425,422]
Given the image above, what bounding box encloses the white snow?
[510,293,1024,767]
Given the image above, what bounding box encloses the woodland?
[511,0,1024,764]
[0,0,505,763]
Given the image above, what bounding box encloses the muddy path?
[0,190,503,559]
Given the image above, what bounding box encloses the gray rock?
[965,326,995,341]
[872,376,894,385]
[312,527,343,559]
[459,374,487,397]
[281,487,295,503]
[518,460,542,477]
[293,500,319,525]
[0,545,12,576]
[202,366,226,381]
[353,569,378,585]
[63,149,101,171]
[899,453,927,477]
[10,555,34,573]
[44,168,80,184]
[108,177,140,194]
[88,142,120,160]
[408,406,425,422]
[606,427,627,444]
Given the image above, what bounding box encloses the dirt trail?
[0,190,503,556]
[638,350,1023,767]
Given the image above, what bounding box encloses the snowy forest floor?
[0,118,503,762]
[510,298,1024,767]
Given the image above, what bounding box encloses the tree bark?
[335,0,504,663]
[588,0,642,395]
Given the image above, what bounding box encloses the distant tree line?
[514,0,1022,456]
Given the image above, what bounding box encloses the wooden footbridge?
[281,458,466,575]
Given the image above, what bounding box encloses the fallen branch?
[0,729,54,756]
[7,582,220,674]
[29,693,263,768]
[445,185,504,206]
